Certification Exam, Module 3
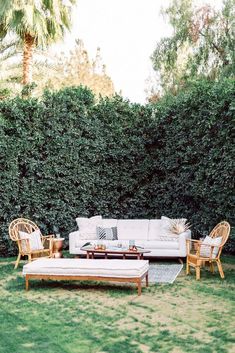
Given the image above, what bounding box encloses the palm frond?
[168,219,191,235]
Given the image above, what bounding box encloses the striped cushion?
[96,227,118,240]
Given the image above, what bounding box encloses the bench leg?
[137,279,142,296]
[26,275,29,291]
[146,273,149,287]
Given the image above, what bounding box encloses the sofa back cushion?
[101,219,118,228]
[117,220,149,240]
[76,215,102,240]
[148,220,163,240]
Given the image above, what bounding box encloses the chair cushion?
[200,236,223,258]
[23,258,149,278]
[19,229,43,251]
[76,215,102,240]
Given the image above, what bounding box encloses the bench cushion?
[23,258,149,278]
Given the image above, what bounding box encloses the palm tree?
[0,0,76,85]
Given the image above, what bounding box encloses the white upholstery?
[76,215,102,240]
[101,219,118,228]
[69,218,191,258]
[143,240,179,250]
[74,239,145,249]
[148,220,164,240]
[117,220,149,240]
[23,258,149,278]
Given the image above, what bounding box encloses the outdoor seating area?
[0,1,234,351]
[7,216,232,296]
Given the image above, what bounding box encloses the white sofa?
[69,217,191,258]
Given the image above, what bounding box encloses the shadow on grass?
[5,275,149,298]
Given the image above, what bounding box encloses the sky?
[59,0,223,104]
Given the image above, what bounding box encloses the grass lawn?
[0,255,234,353]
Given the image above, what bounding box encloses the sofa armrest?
[69,230,80,254]
[178,230,191,256]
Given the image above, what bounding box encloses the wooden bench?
[23,258,149,296]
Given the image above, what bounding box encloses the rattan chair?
[186,221,230,280]
[9,218,54,269]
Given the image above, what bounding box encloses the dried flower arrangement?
[168,218,191,235]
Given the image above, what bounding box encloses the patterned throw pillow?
[96,227,118,240]
[19,229,43,252]
[200,236,223,258]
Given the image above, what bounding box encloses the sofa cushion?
[76,239,146,249]
[76,215,102,240]
[101,219,118,228]
[117,220,149,240]
[148,220,163,240]
[143,240,179,250]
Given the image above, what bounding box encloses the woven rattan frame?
[209,221,230,245]
[186,221,230,280]
[9,218,54,269]
[9,218,39,241]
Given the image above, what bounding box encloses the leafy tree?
[151,0,235,95]
[0,0,76,85]
[45,39,115,98]
[0,36,59,99]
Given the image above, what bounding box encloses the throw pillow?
[19,229,43,252]
[76,215,102,240]
[200,236,223,258]
[96,226,118,240]
[161,216,188,236]
[111,227,118,240]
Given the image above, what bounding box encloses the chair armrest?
[187,240,220,259]
[17,238,31,253]
[186,239,202,255]
[69,231,80,254]
[178,230,191,256]
[41,234,55,250]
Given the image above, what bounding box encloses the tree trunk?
[22,33,35,85]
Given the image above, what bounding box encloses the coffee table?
[80,246,151,260]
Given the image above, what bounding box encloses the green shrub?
[0,81,234,256]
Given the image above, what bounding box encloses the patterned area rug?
[148,263,183,284]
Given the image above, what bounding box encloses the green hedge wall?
[0,80,234,256]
